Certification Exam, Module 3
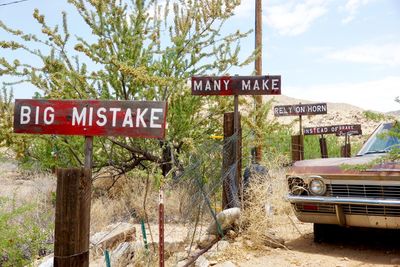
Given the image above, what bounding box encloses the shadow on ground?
[287,226,400,265]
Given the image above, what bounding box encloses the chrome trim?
[287,194,400,206]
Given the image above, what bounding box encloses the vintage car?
[287,122,400,241]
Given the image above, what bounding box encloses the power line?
[0,0,29,7]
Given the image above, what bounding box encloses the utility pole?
[254,0,263,163]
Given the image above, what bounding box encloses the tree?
[0,0,254,176]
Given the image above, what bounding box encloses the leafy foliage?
[363,110,387,122]
[0,197,53,266]
[0,0,254,174]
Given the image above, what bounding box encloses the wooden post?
[254,0,263,163]
[319,135,328,158]
[222,112,241,210]
[54,168,91,267]
[291,135,304,162]
[341,134,351,157]
[84,136,93,169]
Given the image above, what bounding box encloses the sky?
[0,0,399,112]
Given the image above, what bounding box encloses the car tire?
[313,223,338,243]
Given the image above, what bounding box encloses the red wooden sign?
[191,75,281,95]
[303,124,362,136]
[13,99,167,138]
[274,103,327,116]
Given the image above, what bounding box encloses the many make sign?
[191,75,281,95]
[14,99,167,138]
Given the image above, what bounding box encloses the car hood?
[288,153,400,177]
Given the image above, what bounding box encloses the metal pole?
[254,0,263,163]
[159,188,165,267]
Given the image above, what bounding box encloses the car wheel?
[313,223,338,243]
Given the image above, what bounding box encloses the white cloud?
[326,43,400,66]
[285,76,400,112]
[341,0,375,24]
[266,0,329,36]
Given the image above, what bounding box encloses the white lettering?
[72,107,86,126]
[253,80,260,90]
[223,80,230,90]
[262,79,269,90]
[272,79,279,91]
[150,108,163,128]
[136,108,148,127]
[20,106,31,124]
[193,80,202,91]
[122,108,133,127]
[96,108,107,126]
[242,80,251,90]
[109,108,121,127]
[88,107,93,126]
[43,107,54,125]
[35,106,40,124]
[204,81,211,91]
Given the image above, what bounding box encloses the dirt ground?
[2,157,400,267]
[235,221,400,267]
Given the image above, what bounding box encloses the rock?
[195,255,210,267]
[90,222,135,254]
[198,234,218,249]
[38,256,53,267]
[207,208,240,235]
[214,261,237,267]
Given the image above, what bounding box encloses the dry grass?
[240,164,294,250]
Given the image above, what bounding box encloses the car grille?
[295,203,400,217]
[342,204,400,216]
[327,184,400,199]
[294,203,335,214]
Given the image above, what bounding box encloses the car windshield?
[357,122,400,156]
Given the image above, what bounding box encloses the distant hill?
[386,110,400,117]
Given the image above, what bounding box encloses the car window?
[357,123,400,155]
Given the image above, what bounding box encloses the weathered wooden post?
[54,168,91,266]
[222,112,242,209]
[319,135,328,158]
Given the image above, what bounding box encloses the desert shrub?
[363,110,386,122]
[304,134,362,159]
[0,197,53,266]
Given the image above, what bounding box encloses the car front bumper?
[287,194,400,229]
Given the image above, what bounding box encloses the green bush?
[363,110,386,122]
[0,197,53,266]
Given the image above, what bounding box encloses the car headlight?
[309,178,326,195]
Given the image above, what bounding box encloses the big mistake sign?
[191,75,281,96]
[274,103,327,116]
[13,99,167,138]
[304,124,362,136]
